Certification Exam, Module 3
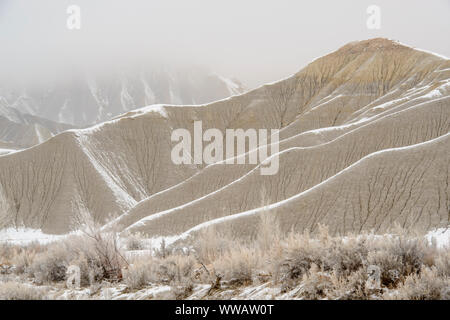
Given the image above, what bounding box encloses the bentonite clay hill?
[0,38,448,238]
[0,104,74,149]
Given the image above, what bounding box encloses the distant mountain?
[0,101,74,149]
[0,38,448,237]
[0,66,246,127]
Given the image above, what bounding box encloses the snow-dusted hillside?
[0,103,74,149]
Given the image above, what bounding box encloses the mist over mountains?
[0,65,245,147]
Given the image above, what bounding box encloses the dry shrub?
[123,259,153,290]
[213,245,260,286]
[69,231,127,283]
[377,236,425,275]
[389,267,450,300]
[153,238,174,259]
[25,232,127,285]
[28,244,68,283]
[155,255,196,284]
[295,264,334,299]
[171,281,194,300]
[0,243,13,264]
[329,268,370,300]
[433,250,450,277]
[322,238,366,277]
[10,248,37,275]
[366,251,403,287]
[123,254,196,290]
[274,227,337,283]
[64,236,115,285]
[21,216,128,285]
[193,227,233,265]
[256,212,281,251]
[122,232,145,251]
[1,242,44,275]
[269,225,450,300]
[0,282,47,300]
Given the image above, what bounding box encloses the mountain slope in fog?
[0,66,246,127]
[0,102,74,149]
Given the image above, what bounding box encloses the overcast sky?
[0,0,449,87]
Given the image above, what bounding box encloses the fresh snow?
[426,228,450,248]
[76,134,138,209]
[130,104,168,118]
[421,80,450,99]
[0,228,70,245]
[306,116,375,135]
[0,148,16,156]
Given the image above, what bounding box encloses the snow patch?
[129,104,168,118]
[0,148,16,156]
[0,228,71,245]
[426,228,450,248]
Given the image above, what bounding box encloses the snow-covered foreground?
[44,282,302,300]
[0,280,299,300]
[0,225,448,300]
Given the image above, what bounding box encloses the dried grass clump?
[389,267,450,300]
[0,242,44,275]
[123,254,196,290]
[433,250,450,278]
[275,226,366,286]
[295,264,335,299]
[24,230,127,285]
[0,282,47,300]
[123,259,153,290]
[3,215,128,286]
[213,245,260,286]
[193,227,234,265]
[262,224,448,300]
[28,244,68,283]
[122,232,145,251]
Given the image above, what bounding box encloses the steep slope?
[116,39,450,235]
[0,103,74,148]
[0,38,448,236]
[179,133,449,240]
[0,111,200,233]
[123,96,449,236]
